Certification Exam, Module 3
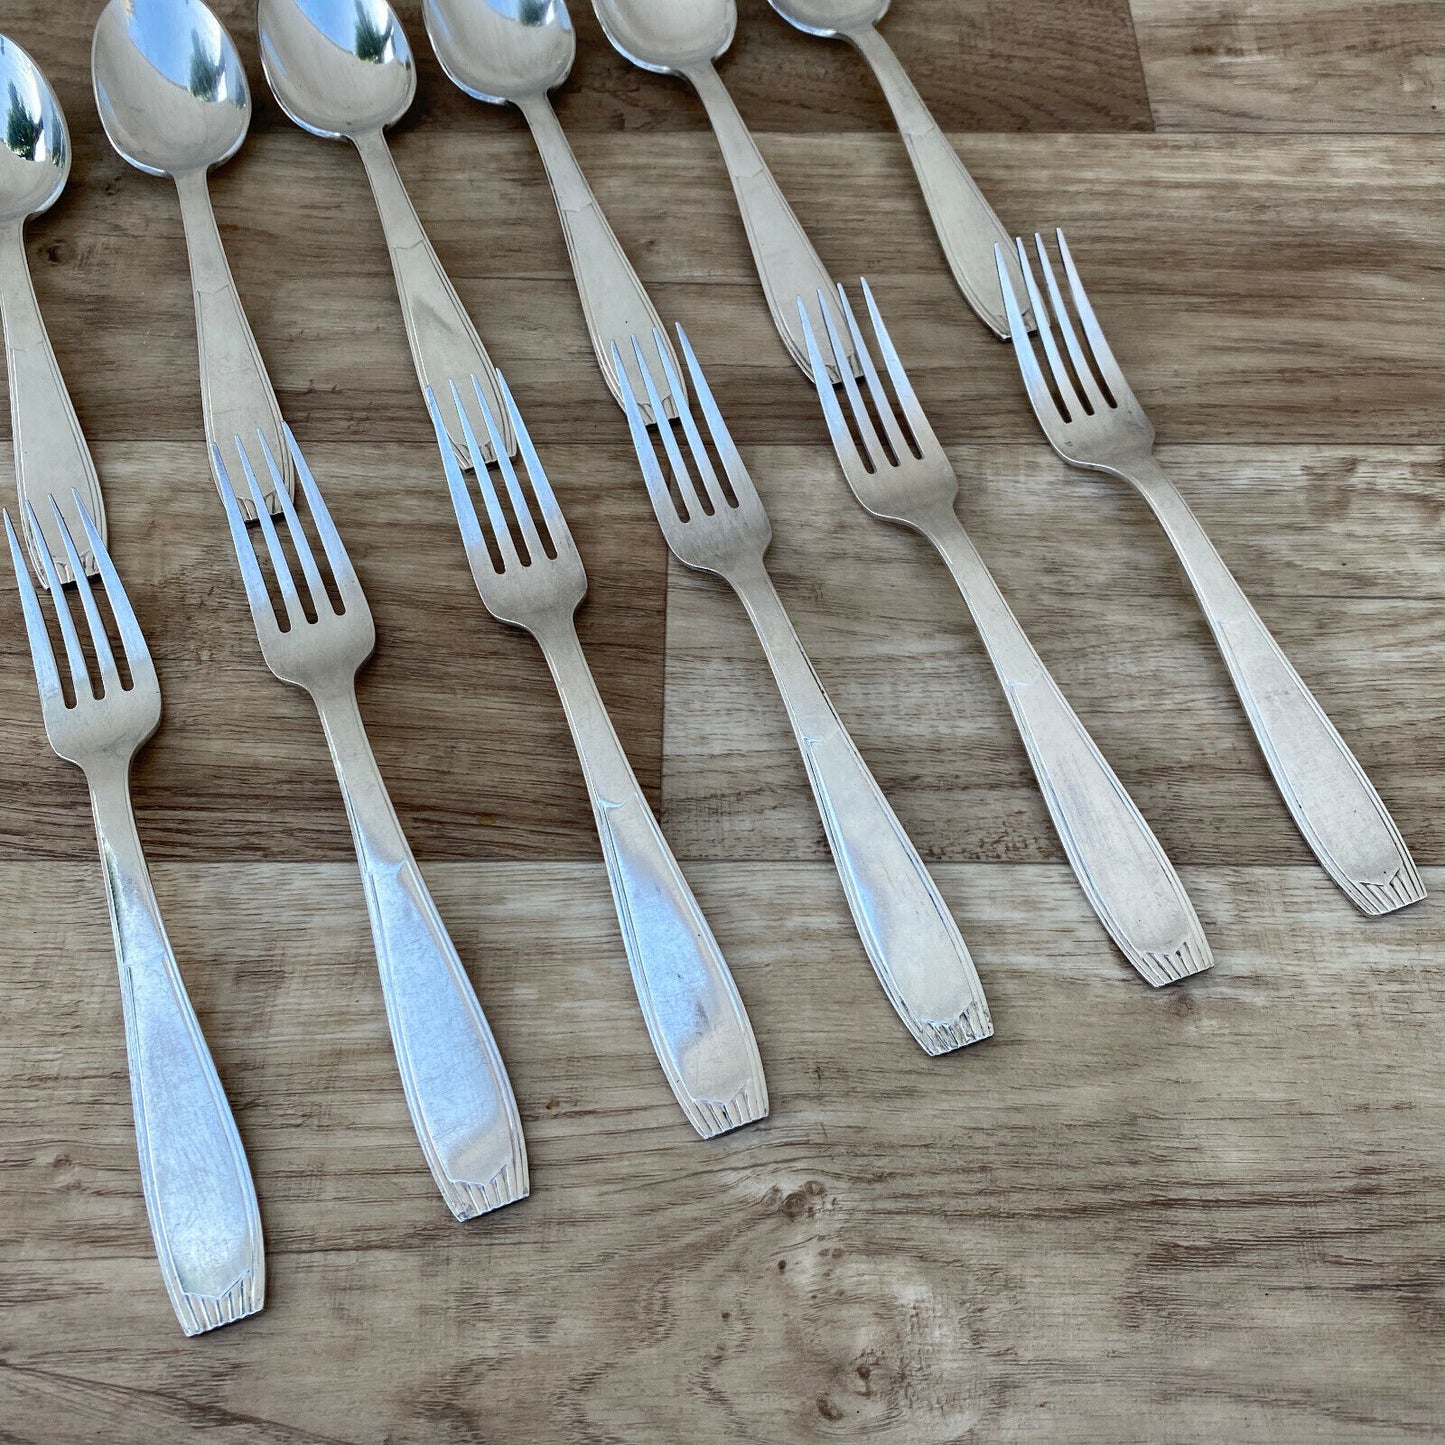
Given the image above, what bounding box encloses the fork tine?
[673,325,762,512]
[231,437,305,632]
[470,374,547,565]
[73,490,154,686]
[1032,234,1107,414]
[448,381,517,570]
[213,447,283,640]
[994,242,1061,425]
[48,498,120,690]
[1057,230,1129,401]
[4,510,64,708]
[810,292,887,473]
[858,278,945,460]
[658,328,734,514]
[797,297,866,469]
[428,385,491,562]
[260,431,332,616]
[633,335,708,519]
[496,372,577,561]
[283,425,366,612]
[616,340,700,523]
[836,284,914,463]
[25,501,90,702]
[1013,237,1084,422]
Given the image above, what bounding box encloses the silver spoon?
[257,0,512,464]
[91,0,291,513]
[0,36,106,583]
[592,0,857,382]
[766,0,1028,338]
[423,0,678,422]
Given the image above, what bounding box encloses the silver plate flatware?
[997,231,1424,917]
[5,495,263,1336]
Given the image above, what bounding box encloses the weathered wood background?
[1,2,1442,1440]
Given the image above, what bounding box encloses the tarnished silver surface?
[421,0,678,420]
[213,427,529,1217]
[256,0,512,465]
[998,230,1424,918]
[614,328,991,1054]
[764,0,1028,337]
[591,0,858,382]
[91,0,292,514]
[0,37,106,583]
[4,496,263,1336]
[799,282,1210,986]
[426,372,768,1137]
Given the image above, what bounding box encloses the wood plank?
[1133,0,1445,132]
[0,860,1441,1443]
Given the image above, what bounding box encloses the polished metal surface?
[766,0,1028,337]
[4,495,263,1336]
[421,0,678,419]
[257,0,513,464]
[800,282,1211,985]
[91,0,291,514]
[592,0,858,382]
[998,230,1425,917]
[427,372,768,1136]
[0,36,106,584]
[614,328,991,1053]
[214,427,529,1217]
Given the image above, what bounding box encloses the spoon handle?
[684,63,857,382]
[0,224,106,583]
[519,95,681,422]
[849,25,1028,339]
[352,129,513,465]
[174,170,292,513]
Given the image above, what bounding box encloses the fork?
[4,495,263,1335]
[213,428,529,1218]
[798,283,1211,987]
[614,328,992,1054]
[996,230,1424,917]
[426,373,767,1138]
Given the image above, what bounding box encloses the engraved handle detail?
[539,622,767,1136]
[1124,456,1423,915]
[89,772,263,1336]
[729,562,990,1053]
[317,689,529,1217]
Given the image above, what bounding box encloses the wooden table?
[2,2,1442,1440]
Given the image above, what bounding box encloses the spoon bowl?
[424,0,574,104]
[92,0,250,177]
[258,0,415,141]
[591,0,734,75]
[0,37,70,225]
[766,0,888,38]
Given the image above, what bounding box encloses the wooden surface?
[1,2,1442,1440]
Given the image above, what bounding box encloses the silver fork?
[4,495,262,1336]
[996,230,1424,918]
[213,428,528,1218]
[614,328,992,1054]
[425,373,767,1138]
[799,282,1211,987]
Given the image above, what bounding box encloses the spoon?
[592,0,857,382]
[422,0,678,422]
[257,0,512,464]
[91,0,291,513]
[0,36,106,583]
[766,0,1028,338]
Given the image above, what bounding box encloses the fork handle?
[920,509,1211,984]
[1121,457,1423,915]
[314,688,529,1217]
[0,223,106,581]
[727,560,991,1053]
[848,25,1024,339]
[174,170,290,510]
[536,620,767,1137]
[352,129,512,466]
[87,767,263,1336]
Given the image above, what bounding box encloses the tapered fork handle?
[727,559,990,1053]
[683,62,856,382]
[1121,456,1423,915]
[314,687,529,1217]
[536,620,767,1137]
[352,128,512,465]
[0,223,105,583]
[86,766,263,1336]
[848,26,1026,339]
[518,95,680,422]
[173,169,291,514]
[920,509,1211,984]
